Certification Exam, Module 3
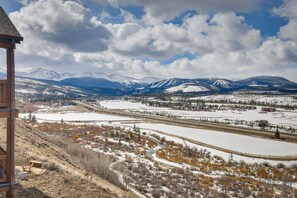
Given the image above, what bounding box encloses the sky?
[1,0,297,82]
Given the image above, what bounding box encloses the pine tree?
[31,115,37,123]
[118,134,121,146]
[137,128,141,141]
[130,130,134,140]
[275,126,280,139]
[105,133,108,145]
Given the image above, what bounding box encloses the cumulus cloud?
[10,0,111,57]
[272,0,297,42]
[6,0,297,82]
[92,0,261,24]
[105,12,261,60]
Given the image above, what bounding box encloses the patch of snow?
[213,79,232,88]
[20,112,136,122]
[165,83,209,93]
[124,123,297,156]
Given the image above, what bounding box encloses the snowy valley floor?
[18,101,297,197]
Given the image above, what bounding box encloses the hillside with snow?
[165,83,210,93]
[11,68,297,97]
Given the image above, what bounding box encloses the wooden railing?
[0,80,8,108]
[0,147,7,183]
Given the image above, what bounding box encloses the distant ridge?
[13,68,297,97]
[16,68,162,84]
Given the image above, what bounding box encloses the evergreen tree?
[31,115,37,123]
[275,126,280,139]
[130,130,134,140]
[105,133,108,145]
[137,128,141,141]
[118,134,121,146]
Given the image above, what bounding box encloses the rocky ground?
[0,119,132,197]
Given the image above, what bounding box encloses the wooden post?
[6,42,15,198]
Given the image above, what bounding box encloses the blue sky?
[1,0,297,81]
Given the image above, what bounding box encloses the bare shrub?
[65,141,123,188]
[46,162,59,171]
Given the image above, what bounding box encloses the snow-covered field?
[22,109,297,165]
[99,100,162,110]
[137,128,297,165]
[191,94,297,106]
[20,112,136,122]
[123,123,297,156]
[22,111,296,156]
[99,100,297,128]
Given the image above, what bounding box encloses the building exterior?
[0,7,23,197]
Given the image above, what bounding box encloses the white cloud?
[5,0,297,82]
[10,0,111,58]
[105,12,261,60]
[273,0,297,42]
[92,0,261,24]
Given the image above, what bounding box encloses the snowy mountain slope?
[235,76,297,91]
[60,77,124,90]
[134,76,297,95]
[16,77,87,99]
[16,68,161,85]
[136,77,238,94]
[165,83,210,93]
[139,77,163,84]
[213,79,234,88]
[13,69,297,97]
[17,68,76,81]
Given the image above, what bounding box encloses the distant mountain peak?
[17,68,75,81]
[15,68,297,96]
[16,68,162,84]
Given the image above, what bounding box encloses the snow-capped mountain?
[13,68,297,97]
[17,68,76,81]
[134,76,297,94]
[165,83,210,93]
[16,68,162,85]
[139,77,164,84]
[235,76,297,90]
[136,77,237,94]
[80,72,110,80]
[213,79,234,88]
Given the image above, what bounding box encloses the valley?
[10,69,297,197]
[17,96,297,197]
[8,68,297,99]
[2,1,297,197]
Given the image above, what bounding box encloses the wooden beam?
[6,42,16,198]
[0,186,9,192]
[0,42,13,49]
[0,110,18,118]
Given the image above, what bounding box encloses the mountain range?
[16,68,162,84]
[9,68,297,97]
